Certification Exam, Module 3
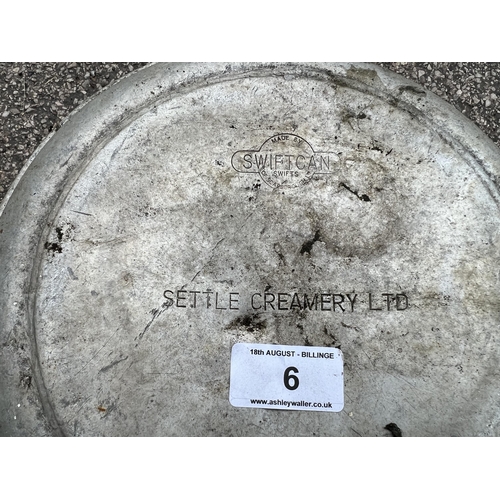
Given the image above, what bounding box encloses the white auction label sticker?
[229,343,344,412]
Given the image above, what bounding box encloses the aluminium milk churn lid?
[1,63,500,436]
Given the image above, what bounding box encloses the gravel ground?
[1,62,500,205]
[0,63,148,204]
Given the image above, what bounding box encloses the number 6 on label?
[284,366,299,390]
[229,343,344,412]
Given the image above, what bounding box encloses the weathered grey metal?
[1,63,499,436]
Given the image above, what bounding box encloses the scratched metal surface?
[1,63,499,436]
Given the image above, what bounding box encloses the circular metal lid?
[1,62,500,436]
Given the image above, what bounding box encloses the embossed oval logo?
[231,134,339,188]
